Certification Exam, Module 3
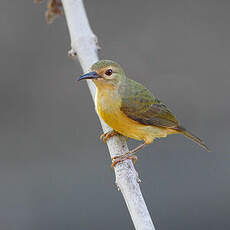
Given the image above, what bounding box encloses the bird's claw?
[111,154,138,168]
[100,130,119,143]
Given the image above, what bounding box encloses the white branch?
[61,0,155,229]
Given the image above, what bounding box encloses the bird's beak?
[77,71,102,81]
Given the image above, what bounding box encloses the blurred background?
[1,0,230,229]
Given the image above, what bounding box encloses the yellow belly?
[96,89,168,144]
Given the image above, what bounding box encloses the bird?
[78,60,209,167]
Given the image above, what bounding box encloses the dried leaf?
[46,0,62,24]
[34,0,63,24]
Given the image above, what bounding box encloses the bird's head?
[78,60,125,88]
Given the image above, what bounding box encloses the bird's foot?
[100,130,119,143]
[111,154,138,168]
[110,142,147,168]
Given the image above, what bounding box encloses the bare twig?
[56,0,156,229]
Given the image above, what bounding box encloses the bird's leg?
[111,142,147,168]
[100,130,119,143]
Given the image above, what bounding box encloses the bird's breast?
[95,88,121,124]
[95,88,166,143]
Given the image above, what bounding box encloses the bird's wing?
[119,78,179,128]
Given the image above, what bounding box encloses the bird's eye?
[105,69,113,76]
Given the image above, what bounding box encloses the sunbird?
[78,60,209,167]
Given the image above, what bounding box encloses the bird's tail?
[172,126,210,151]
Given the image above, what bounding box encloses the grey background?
[0,0,230,229]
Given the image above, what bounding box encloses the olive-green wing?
[119,78,179,128]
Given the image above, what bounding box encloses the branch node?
[115,182,121,191]
[68,48,77,57]
[96,43,101,51]
[137,177,142,184]
[93,35,101,51]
